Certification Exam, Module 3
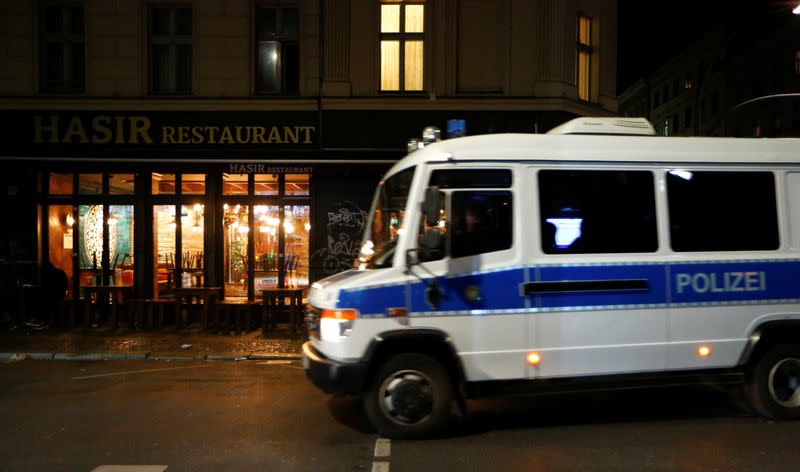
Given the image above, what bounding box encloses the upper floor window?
[40,3,84,93]
[149,6,192,94]
[255,6,299,95]
[380,1,424,92]
[576,15,592,101]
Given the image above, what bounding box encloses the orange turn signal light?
[386,307,408,317]
[321,309,359,320]
[527,352,542,366]
[696,345,712,357]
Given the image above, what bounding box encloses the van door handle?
[521,279,649,295]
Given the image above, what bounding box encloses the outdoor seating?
[123,298,174,330]
[261,287,304,334]
[174,287,221,331]
[214,299,261,334]
[81,284,133,331]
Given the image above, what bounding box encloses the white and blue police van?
[302,117,800,439]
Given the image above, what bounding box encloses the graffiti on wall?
[311,201,368,275]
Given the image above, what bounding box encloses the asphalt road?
[1,359,799,471]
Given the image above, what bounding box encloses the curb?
[248,353,302,361]
[2,351,302,361]
[53,353,149,361]
[1,352,55,361]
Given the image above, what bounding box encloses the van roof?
[385,133,800,179]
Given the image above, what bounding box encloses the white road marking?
[73,364,211,380]
[92,466,167,472]
[374,438,391,458]
[371,461,389,472]
[372,438,391,471]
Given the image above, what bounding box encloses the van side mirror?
[422,186,443,227]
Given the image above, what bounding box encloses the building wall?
[0,0,618,113]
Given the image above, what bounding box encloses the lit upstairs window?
[577,15,592,101]
[380,1,424,92]
[255,6,299,95]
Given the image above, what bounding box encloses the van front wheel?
[746,344,800,419]
[364,353,454,439]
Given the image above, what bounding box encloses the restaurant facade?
[0,0,618,313]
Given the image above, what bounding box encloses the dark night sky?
[616,0,795,94]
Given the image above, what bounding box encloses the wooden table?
[174,286,221,331]
[81,284,134,330]
[261,288,304,334]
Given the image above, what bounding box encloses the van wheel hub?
[769,358,800,408]
[380,370,434,424]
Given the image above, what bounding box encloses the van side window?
[450,191,513,258]
[539,170,658,254]
[667,171,778,251]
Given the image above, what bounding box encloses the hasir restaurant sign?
[2,110,319,156]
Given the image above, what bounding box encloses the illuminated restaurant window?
[285,174,309,196]
[181,174,206,194]
[48,205,75,299]
[152,173,176,195]
[380,1,424,92]
[181,204,205,286]
[109,174,134,194]
[40,3,84,93]
[255,6,299,94]
[153,205,176,297]
[109,205,135,285]
[284,205,310,287]
[149,5,192,94]
[255,174,279,195]
[223,173,249,195]
[49,173,73,195]
[223,203,250,297]
[577,14,592,101]
[79,173,102,194]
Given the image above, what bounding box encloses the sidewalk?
[0,323,304,361]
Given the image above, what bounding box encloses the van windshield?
[359,166,416,269]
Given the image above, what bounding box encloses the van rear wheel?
[745,344,800,419]
[364,353,454,439]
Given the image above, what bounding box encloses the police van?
[302,117,800,438]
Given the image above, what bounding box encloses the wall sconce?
[65,214,74,228]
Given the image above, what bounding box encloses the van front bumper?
[302,341,367,394]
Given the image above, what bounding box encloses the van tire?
[363,353,454,439]
[745,344,800,419]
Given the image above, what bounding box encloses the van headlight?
[320,309,358,342]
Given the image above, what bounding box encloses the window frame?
[537,169,659,255]
[40,1,85,93]
[379,0,425,93]
[665,170,780,253]
[148,5,193,95]
[448,190,514,259]
[576,14,592,102]
[254,4,300,95]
